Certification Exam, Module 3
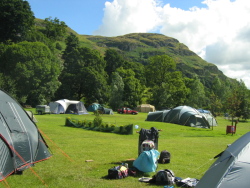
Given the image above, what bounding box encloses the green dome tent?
[87,103,101,112]
[164,106,210,128]
[146,106,210,128]
[145,110,170,122]
[196,132,250,188]
[0,89,51,181]
[87,103,114,115]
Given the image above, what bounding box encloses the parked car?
[36,105,51,115]
[117,107,138,115]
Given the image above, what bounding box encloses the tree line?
[1,0,250,120]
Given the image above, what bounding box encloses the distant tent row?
[136,104,155,113]
[146,106,217,128]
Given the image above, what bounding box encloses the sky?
[27,0,250,88]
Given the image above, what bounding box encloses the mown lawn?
[3,111,250,188]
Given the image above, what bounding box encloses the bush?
[64,118,133,135]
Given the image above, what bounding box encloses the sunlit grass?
[5,111,250,188]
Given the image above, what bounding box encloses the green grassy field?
[3,111,250,188]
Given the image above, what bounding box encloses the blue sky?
[27,0,207,35]
[27,0,250,89]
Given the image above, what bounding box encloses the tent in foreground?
[196,132,250,188]
[0,89,52,181]
[49,99,88,115]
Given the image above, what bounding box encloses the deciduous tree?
[0,41,61,105]
[145,55,188,108]
[0,0,34,42]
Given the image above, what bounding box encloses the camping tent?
[0,89,51,181]
[197,109,211,114]
[146,106,210,128]
[26,110,38,122]
[197,109,217,127]
[87,103,114,115]
[196,132,250,188]
[201,113,217,127]
[164,106,210,128]
[87,103,101,112]
[49,99,88,115]
[98,107,114,115]
[136,104,155,113]
[145,110,170,122]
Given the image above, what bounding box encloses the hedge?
[65,117,133,135]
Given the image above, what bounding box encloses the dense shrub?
[65,117,133,135]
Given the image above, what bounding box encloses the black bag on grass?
[158,150,171,164]
[153,169,175,185]
[108,165,128,179]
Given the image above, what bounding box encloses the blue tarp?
[133,149,160,172]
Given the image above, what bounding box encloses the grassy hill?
[80,33,230,88]
[34,18,233,89]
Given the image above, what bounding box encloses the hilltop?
[79,32,229,88]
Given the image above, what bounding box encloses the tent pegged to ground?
[0,89,52,181]
[87,103,101,112]
[49,99,88,115]
[196,131,250,188]
[87,103,114,115]
[26,110,38,122]
[145,110,170,122]
[146,106,211,128]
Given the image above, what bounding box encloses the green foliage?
[43,17,67,40]
[116,67,144,107]
[0,1,249,114]
[0,41,61,105]
[146,55,188,108]
[109,72,124,110]
[57,43,110,103]
[104,48,125,82]
[93,111,103,127]
[64,116,133,135]
[0,0,35,42]
[224,80,250,123]
[185,76,207,108]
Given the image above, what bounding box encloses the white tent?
[49,99,88,115]
[196,132,250,188]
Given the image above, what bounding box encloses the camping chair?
[137,127,160,156]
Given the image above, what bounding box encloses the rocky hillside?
[82,33,229,88]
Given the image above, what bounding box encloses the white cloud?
[93,0,162,36]
[94,0,250,88]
